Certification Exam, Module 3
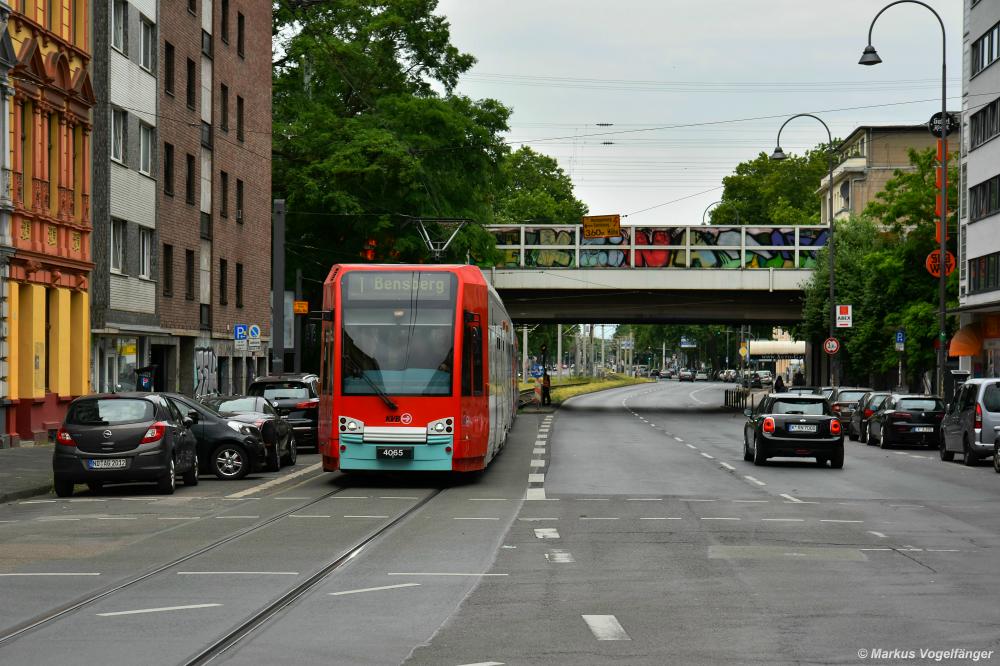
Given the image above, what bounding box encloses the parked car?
[741,372,762,389]
[166,393,290,480]
[695,370,709,381]
[868,394,945,450]
[53,393,199,497]
[743,393,843,468]
[816,386,837,401]
[829,387,873,429]
[200,396,296,472]
[678,369,694,382]
[940,378,1000,465]
[247,374,320,451]
[785,386,819,396]
[755,370,774,386]
[850,391,891,443]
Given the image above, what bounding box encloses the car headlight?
[226,421,253,436]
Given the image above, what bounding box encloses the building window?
[185,249,195,300]
[961,163,967,219]
[201,30,212,58]
[164,42,175,95]
[220,171,228,217]
[972,22,1000,77]
[237,12,245,57]
[970,96,1000,151]
[200,304,211,330]
[200,212,212,240]
[188,0,196,14]
[112,0,127,53]
[960,224,967,282]
[140,18,155,71]
[139,124,153,175]
[163,142,174,195]
[969,173,1000,222]
[163,243,174,296]
[236,179,244,223]
[139,228,152,278]
[221,0,230,43]
[186,58,196,109]
[220,84,229,132]
[111,108,126,162]
[236,96,244,142]
[111,219,127,272]
[219,259,228,305]
[969,250,1000,295]
[201,121,213,149]
[186,153,195,204]
[235,263,244,307]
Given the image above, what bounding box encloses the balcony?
[11,171,22,209]
[0,168,10,207]
[58,187,75,220]
[81,193,90,222]
[32,178,50,213]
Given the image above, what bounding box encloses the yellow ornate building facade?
[5,0,92,443]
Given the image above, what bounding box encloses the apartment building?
[955,0,1000,377]
[0,2,14,446]
[158,0,270,396]
[4,1,94,444]
[816,124,939,224]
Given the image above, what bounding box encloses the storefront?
[951,314,1000,379]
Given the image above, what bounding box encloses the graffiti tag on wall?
[194,347,218,396]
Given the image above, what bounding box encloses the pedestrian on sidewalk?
[774,375,786,393]
[541,370,552,406]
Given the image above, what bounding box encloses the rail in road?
[486,223,828,270]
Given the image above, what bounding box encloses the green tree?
[712,145,833,225]
[494,147,588,225]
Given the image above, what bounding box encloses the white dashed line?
[215,516,259,519]
[684,499,717,502]
[733,500,768,503]
[640,517,683,520]
[927,549,961,552]
[582,615,631,641]
[674,437,684,442]
[685,444,697,450]
[577,498,610,501]
[177,571,298,576]
[379,496,420,500]
[96,517,137,521]
[860,548,893,551]
[453,517,500,521]
[780,493,803,503]
[525,488,548,501]
[868,531,887,538]
[545,550,575,563]
[626,498,662,501]
[701,517,740,521]
[744,476,766,486]
[719,462,735,471]
[700,452,715,460]
[387,572,508,577]
[530,460,545,467]
[224,462,323,498]
[97,603,222,617]
[534,528,560,539]
[518,517,558,522]
[469,498,510,501]
[527,474,545,483]
[0,572,100,577]
[330,583,421,596]
[158,517,200,521]
[580,517,619,520]
[289,515,332,519]
[821,519,864,523]
[344,515,389,519]
[533,448,546,455]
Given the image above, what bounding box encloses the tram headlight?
[427,418,454,435]
[339,417,364,433]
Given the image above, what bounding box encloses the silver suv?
[940,379,1000,465]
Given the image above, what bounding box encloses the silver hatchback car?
[940,379,1000,465]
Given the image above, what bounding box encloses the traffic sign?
[895,330,906,344]
[530,364,544,378]
[248,339,262,352]
[928,111,959,137]
[248,324,261,340]
[738,345,748,359]
[293,300,309,315]
[581,214,621,239]
[234,324,248,341]
[835,304,853,328]
[235,339,248,352]
[823,337,840,355]
[925,249,956,278]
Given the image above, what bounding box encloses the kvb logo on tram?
[384,413,414,424]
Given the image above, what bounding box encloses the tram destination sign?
[345,272,454,300]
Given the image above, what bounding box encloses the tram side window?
[462,319,484,396]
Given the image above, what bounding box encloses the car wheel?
[282,436,298,467]
[752,435,767,466]
[54,478,74,498]
[267,444,282,472]
[743,435,752,462]
[939,436,954,461]
[212,444,250,480]
[830,449,844,469]
[993,444,1000,474]
[878,430,889,449]
[182,455,199,486]
[962,438,977,467]
[86,481,104,493]
[157,457,176,495]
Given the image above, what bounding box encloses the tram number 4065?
[376,446,414,460]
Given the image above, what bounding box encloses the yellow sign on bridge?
[582,214,621,239]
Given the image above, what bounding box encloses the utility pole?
[293,269,303,373]
[522,325,529,380]
[271,200,286,374]
[556,324,563,379]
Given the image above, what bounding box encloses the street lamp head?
[858,45,882,66]
[769,146,788,161]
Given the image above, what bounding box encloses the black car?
[850,391,890,443]
[741,372,762,389]
[868,394,945,449]
[247,374,319,450]
[53,393,199,497]
[829,387,873,429]
[200,396,296,472]
[166,394,285,480]
[743,393,844,468]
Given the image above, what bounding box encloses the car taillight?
[141,422,167,444]
[830,420,842,435]
[975,403,982,429]
[56,427,76,446]
[863,409,873,418]
[295,399,319,409]
[762,417,775,434]
[890,411,912,421]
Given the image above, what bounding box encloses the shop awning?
[948,323,983,357]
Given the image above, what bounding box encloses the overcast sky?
[436,0,963,225]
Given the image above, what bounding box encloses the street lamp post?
[702,200,740,226]
[859,0,948,397]
[770,114,837,385]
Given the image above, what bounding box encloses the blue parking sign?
[234,324,249,341]
[895,330,905,344]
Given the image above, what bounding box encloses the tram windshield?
[341,271,457,397]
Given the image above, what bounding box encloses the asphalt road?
[2,381,999,665]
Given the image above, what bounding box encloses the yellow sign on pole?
[293,300,309,315]
[582,214,621,239]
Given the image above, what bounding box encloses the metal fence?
[486,224,829,270]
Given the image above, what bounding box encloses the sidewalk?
[0,445,54,504]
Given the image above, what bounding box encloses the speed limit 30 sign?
[823,337,840,355]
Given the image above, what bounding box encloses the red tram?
[318,265,518,473]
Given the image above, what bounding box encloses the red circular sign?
[400,413,412,425]
[823,337,840,355]
[925,249,956,278]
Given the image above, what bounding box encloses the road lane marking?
[733,500,768,503]
[534,441,547,447]
[330,583,421,596]
[821,519,864,523]
[534,528,560,539]
[469,498,510,501]
[537,434,548,439]
[868,531,887,538]
[780,493,803,503]
[684,499,717,502]
[580,517,619,520]
[530,460,545,467]
[527,474,545,483]
[582,614,631,641]
[744,476,766,486]
[761,518,804,522]
[546,550,575,563]
[96,517,137,521]
[177,571,298,575]
[0,573,100,577]
[97,603,222,617]
[890,504,925,508]
[526,488,548,501]
[533,448,546,455]
[215,516,259,519]
[274,496,311,500]
[674,437,684,442]
[719,462,735,471]
[387,572,508,577]
[577,498,609,501]
[344,515,389,519]
[158,517,200,520]
[927,549,961,552]
[289,515,332,519]
[454,517,501,521]
[379,496,420,500]
[893,451,908,455]
[20,500,56,504]
[68,498,107,502]
[334,496,372,500]
[225,462,323,498]
[626,498,662,501]
[518,517,558,521]
[701,517,740,521]
[860,548,893,551]
[640,517,682,520]
[37,518,80,522]
[700,453,715,460]
[455,662,504,666]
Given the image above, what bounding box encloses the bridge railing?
[486,224,829,269]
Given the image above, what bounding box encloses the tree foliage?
[494,147,588,225]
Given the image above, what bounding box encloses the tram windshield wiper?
[343,355,398,411]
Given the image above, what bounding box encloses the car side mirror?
[183,416,195,428]
[743,408,753,418]
[187,411,200,424]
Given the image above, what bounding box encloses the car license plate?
[913,426,934,433]
[376,446,413,460]
[787,424,817,433]
[87,458,127,470]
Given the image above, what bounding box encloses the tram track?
[0,486,352,647]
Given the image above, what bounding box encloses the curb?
[0,483,53,505]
